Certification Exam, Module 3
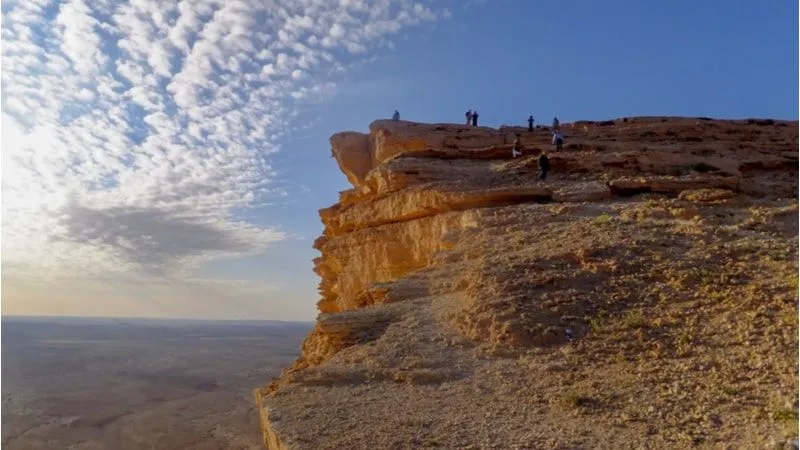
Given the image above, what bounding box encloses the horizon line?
[1,314,315,323]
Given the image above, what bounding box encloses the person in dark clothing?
[392,110,400,121]
[472,110,479,126]
[465,109,472,125]
[536,151,550,181]
[528,115,535,132]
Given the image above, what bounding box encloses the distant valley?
[1,316,310,450]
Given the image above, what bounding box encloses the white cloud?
[329,23,347,39]
[1,0,453,314]
[55,0,107,75]
[346,41,367,53]
[148,43,174,77]
[75,88,96,102]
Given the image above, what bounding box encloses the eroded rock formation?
[256,117,799,449]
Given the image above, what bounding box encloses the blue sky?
[2,0,797,321]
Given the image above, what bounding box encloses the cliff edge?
[256,117,799,449]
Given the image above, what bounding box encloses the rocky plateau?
[256,116,799,449]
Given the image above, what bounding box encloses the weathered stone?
[323,184,552,235]
[552,181,612,202]
[370,120,507,163]
[330,131,372,187]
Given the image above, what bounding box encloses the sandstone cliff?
[256,117,799,449]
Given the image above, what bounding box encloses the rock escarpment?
[257,117,799,449]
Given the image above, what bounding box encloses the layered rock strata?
[257,117,798,449]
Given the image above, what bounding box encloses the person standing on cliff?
[528,115,535,132]
[465,110,472,126]
[537,150,550,181]
[472,110,479,127]
[552,130,564,152]
[512,134,523,158]
[552,116,560,131]
[392,110,400,121]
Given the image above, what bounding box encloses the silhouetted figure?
[465,110,472,125]
[472,110,479,126]
[537,151,550,181]
[552,130,564,152]
[528,115,535,132]
[512,134,523,158]
[552,116,560,131]
[392,110,400,121]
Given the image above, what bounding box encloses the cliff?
[256,117,799,449]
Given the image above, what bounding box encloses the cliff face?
[256,117,799,449]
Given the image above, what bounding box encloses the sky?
[1,0,797,321]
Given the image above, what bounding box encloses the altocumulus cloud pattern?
[1,0,452,288]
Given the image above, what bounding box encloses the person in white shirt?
[552,131,564,152]
[512,134,523,158]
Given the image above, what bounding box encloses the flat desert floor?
[2,317,310,450]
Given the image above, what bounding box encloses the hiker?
[465,110,472,126]
[392,110,400,121]
[528,115,535,132]
[512,134,523,158]
[472,110,479,126]
[537,150,550,181]
[552,116,560,130]
[552,130,564,152]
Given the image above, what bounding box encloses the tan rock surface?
[257,117,799,449]
[330,132,373,187]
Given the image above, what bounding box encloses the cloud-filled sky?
[2,0,453,320]
[2,0,796,321]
